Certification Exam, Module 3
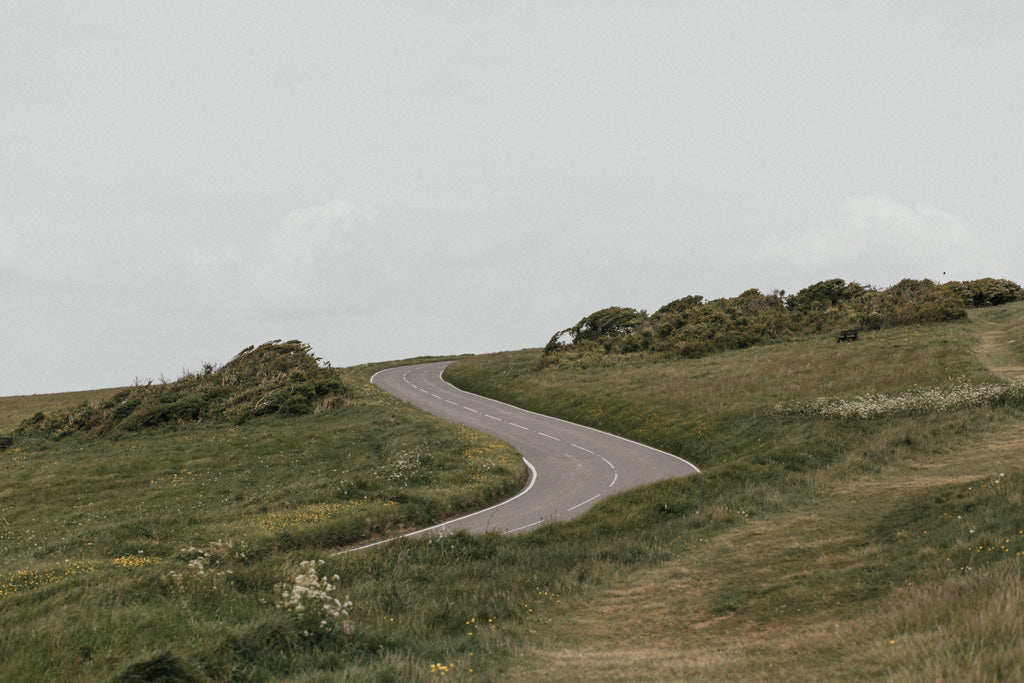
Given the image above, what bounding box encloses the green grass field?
[2,305,1024,680]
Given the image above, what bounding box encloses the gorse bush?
[943,277,1024,308]
[16,340,349,437]
[544,277,1023,364]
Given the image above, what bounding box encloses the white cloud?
[246,199,382,311]
[766,193,1009,283]
[271,200,378,262]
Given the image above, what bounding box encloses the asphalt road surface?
[357,360,698,548]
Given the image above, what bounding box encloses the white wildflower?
[275,560,352,637]
[780,378,1024,419]
[165,540,242,594]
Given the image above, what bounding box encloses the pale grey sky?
[3,2,1023,395]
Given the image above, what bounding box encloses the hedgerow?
[544,278,1024,364]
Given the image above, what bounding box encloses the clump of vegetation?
[16,340,349,437]
[943,277,1024,307]
[544,277,1024,363]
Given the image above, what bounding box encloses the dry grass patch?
[878,562,1024,682]
[971,305,1024,382]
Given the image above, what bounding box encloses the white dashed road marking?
[504,519,545,534]
[568,493,602,511]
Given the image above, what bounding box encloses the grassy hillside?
[446,302,1024,680]
[0,353,528,681]
[3,306,1024,680]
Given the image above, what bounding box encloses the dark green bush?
[544,277,1020,364]
[942,278,1024,307]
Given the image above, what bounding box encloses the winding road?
[353,361,698,548]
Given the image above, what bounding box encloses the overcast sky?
[3,2,1023,396]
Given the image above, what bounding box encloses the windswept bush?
[16,340,349,437]
[544,278,1020,364]
[545,306,649,354]
[942,278,1024,308]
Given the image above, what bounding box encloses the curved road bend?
[352,361,698,549]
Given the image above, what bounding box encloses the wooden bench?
[836,329,859,342]
[0,437,13,450]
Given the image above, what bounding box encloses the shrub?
[786,278,864,311]
[542,277,1020,364]
[943,278,1024,307]
[546,307,648,353]
[16,340,350,438]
